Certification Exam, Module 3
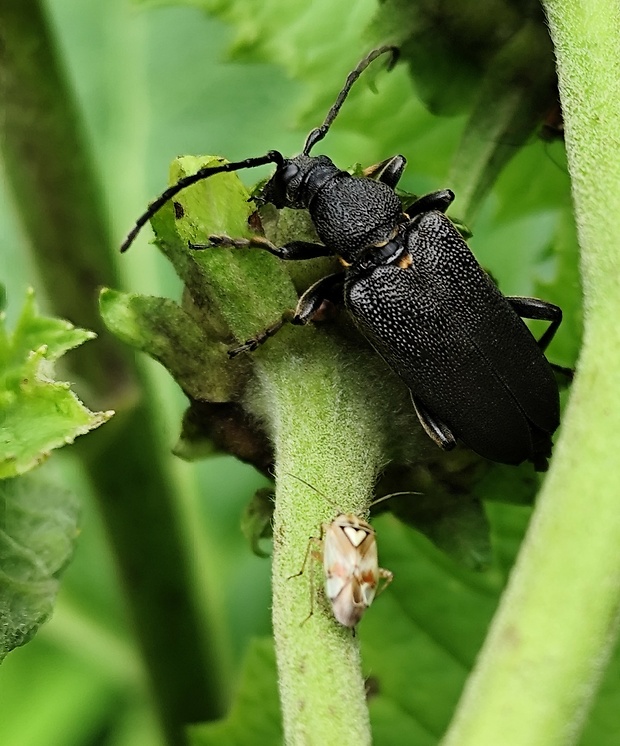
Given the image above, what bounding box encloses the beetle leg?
[227,310,294,357]
[191,235,332,260]
[507,297,573,380]
[293,273,344,324]
[228,273,344,357]
[506,297,563,352]
[405,189,455,219]
[363,155,407,188]
[411,395,457,451]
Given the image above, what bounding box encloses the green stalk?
[258,330,386,745]
[441,2,620,744]
[0,2,229,742]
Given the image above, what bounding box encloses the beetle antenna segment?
[119,150,284,253]
[302,46,399,156]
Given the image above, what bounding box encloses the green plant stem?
[441,2,620,744]
[259,330,386,745]
[0,2,229,742]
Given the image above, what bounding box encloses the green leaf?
[366,2,559,222]
[189,638,282,746]
[99,288,240,402]
[0,290,113,479]
[240,487,274,558]
[361,504,527,744]
[446,18,557,222]
[0,471,80,662]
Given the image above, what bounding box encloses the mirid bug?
[120,47,565,471]
[286,475,398,628]
[321,514,392,628]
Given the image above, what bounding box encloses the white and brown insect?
[287,474,401,628]
[320,513,393,627]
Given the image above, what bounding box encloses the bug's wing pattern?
[345,212,559,465]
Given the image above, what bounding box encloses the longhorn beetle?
[120,47,565,471]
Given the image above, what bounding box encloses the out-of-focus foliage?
[0,289,112,479]
[0,472,79,661]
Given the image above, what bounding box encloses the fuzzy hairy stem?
[441,2,620,744]
[256,330,386,745]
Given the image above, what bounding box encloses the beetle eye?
[280,163,300,183]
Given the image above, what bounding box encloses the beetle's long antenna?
[302,46,399,156]
[119,150,284,253]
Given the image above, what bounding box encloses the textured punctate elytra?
[345,211,560,467]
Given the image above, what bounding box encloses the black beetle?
[120,47,564,471]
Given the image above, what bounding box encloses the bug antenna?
[119,150,284,253]
[282,472,331,504]
[369,490,421,509]
[302,46,399,156]
[283,472,419,512]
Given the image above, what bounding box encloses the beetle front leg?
[229,273,345,357]
[191,235,333,260]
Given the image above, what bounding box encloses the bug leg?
[405,189,455,219]
[411,395,457,451]
[363,155,407,188]
[191,235,333,260]
[375,568,394,597]
[288,534,324,625]
[228,273,345,357]
[287,535,323,580]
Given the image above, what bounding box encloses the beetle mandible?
[120,46,564,471]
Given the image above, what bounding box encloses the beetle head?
[261,154,315,209]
